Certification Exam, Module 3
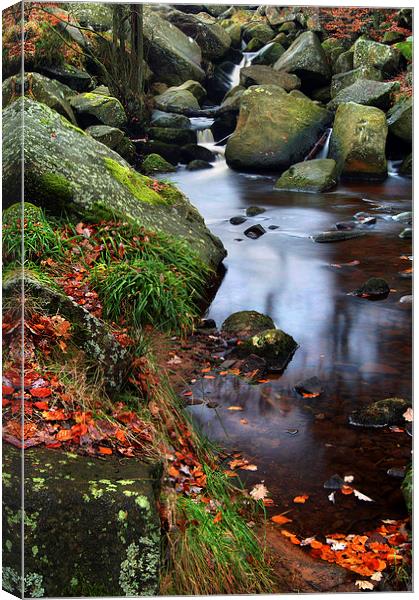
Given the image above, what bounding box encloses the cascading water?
[197,129,215,144]
[228,52,258,88]
[317,128,332,159]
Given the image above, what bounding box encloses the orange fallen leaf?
[201,367,211,373]
[227,406,243,411]
[204,375,215,379]
[263,498,274,506]
[33,401,49,410]
[293,495,309,504]
[271,515,292,525]
[56,429,74,441]
[240,418,249,425]
[257,379,269,383]
[310,540,323,549]
[30,387,52,398]
[168,465,180,478]
[98,446,112,455]
[341,485,354,495]
[213,511,222,524]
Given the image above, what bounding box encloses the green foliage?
[395,37,412,61]
[2,202,63,263]
[166,468,275,595]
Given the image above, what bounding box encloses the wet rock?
[273,31,331,88]
[244,224,266,239]
[239,66,300,92]
[402,464,412,514]
[69,92,127,129]
[311,231,366,243]
[40,63,93,92]
[294,376,323,397]
[353,37,401,77]
[136,140,181,165]
[246,206,266,216]
[251,42,286,66]
[392,211,412,224]
[180,144,215,164]
[399,228,412,239]
[323,474,345,490]
[268,225,280,230]
[150,110,191,129]
[230,216,247,225]
[234,329,298,373]
[198,318,217,329]
[274,159,338,193]
[352,277,390,299]
[335,221,356,231]
[220,85,245,111]
[141,153,176,175]
[349,398,411,427]
[221,310,275,338]
[330,66,382,98]
[328,102,388,181]
[353,212,377,226]
[236,354,267,377]
[387,97,412,143]
[328,79,398,112]
[400,154,412,177]
[186,159,213,170]
[154,88,201,112]
[225,85,331,171]
[207,61,237,103]
[399,295,413,304]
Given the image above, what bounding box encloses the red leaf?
[33,401,49,410]
[30,387,52,398]
[98,446,112,455]
[2,385,14,396]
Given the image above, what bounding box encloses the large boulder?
[150,110,191,129]
[2,72,76,124]
[69,92,127,128]
[2,445,161,597]
[274,159,338,193]
[3,99,225,269]
[251,42,286,66]
[330,66,382,98]
[221,310,275,338]
[273,32,331,88]
[353,38,401,77]
[225,85,331,171]
[40,63,93,92]
[387,97,412,143]
[239,65,300,91]
[147,127,196,146]
[141,153,177,175]
[143,8,205,85]
[243,21,275,45]
[328,102,388,181]
[154,88,200,112]
[328,79,399,112]
[162,8,231,59]
[66,1,113,31]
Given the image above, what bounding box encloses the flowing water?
[162,70,412,537]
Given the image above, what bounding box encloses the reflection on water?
[163,162,412,535]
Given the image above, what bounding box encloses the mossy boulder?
[3,99,225,269]
[69,92,128,129]
[333,50,354,74]
[187,159,213,170]
[330,66,382,98]
[233,328,298,373]
[353,38,401,77]
[3,266,130,393]
[141,154,176,175]
[223,22,242,48]
[243,22,275,45]
[352,277,390,299]
[154,88,200,112]
[170,80,207,103]
[387,97,412,143]
[402,465,412,515]
[275,159,338,193]
[328,102,388,180]
[40,63,93,93]
[2,72,76,124]
[225,85,331,171]
[239,65,300,92]
[273,32,331,88]
[65,1,113,31]
[349,398,411,427]
[251,42,286,66]
[150,110,191,129]
[147,127,196,146]
[143,8,205,85]
[221,310,275,338]
[2,445,161,597]
[85,125,135,162]
[328,79,398,111]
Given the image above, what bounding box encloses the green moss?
[60,116,86,136]
[141,153,176,175]
[103,158,168,206]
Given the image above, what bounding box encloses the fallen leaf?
[227,406,243,411]
[341,485,354,495]
[293,495,309,504]
[30,387,52,398]
[98,446,112,455]
[271,514,292,525]
[242,464,258,471]
[2,385,14,396]
[33,401,49,410]
[213,511,222,524]
[355,580,374,590]
[370,572,383,582]
[56,429,74,441]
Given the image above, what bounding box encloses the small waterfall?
[228,52,257,89]
[317,128,332,159]
[197,129,215,144]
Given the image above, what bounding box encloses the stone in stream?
[2,445,161,598]
[311,231,366,243]
[399,228,412,239]
[180,144,215,164]
[328,102,388,181]
[230,216,247,225]
[349,398,411,428]
[141,153,177,175]
[273,31,331,88]
[221,310,275,338]
[399,295,413,304]
[274,159,338,193]
[335,221,356,231]
[154,88,201,112]
[387,97,412,143]
[246,206,266,216]
[244,224,266,239]
[235,354,267,377]
[148,127,197,145]
[186,159,213,170]
[400,153,412,177]
[150,110,191,129]
[352,277,390,299]
[323,474,345,490]
[239,66,300,92]
[232,329,298,373]
[353,212,377,225]
[392,211,412,224]
[251,42,286,66]
[268,225,280,230]
[294,376,323,397]
[225,85,331,171]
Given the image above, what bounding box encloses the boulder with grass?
[275,159,338,193]
[328,102,388,180]
[3,99,226,269]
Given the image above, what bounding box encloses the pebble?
[246,206,266,216]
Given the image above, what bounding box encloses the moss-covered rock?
[400,153,412,176]
[275,159,338,193]
[221,310,275,338]
[352,277,390,299]
[353,37,401,77]
[3,99,225,269]
[186,159,213,170]
[239,65,300,91]
[333,50,354,74]
[328,79,398,111]
[150,110,191,129]
[349,398,411,427]
[328,102,388,180]
[233,328,298,373]
[225,85,331,171]
[69,92,127,129]
[401,464,412,515]
[223,22,242,48]
[330,66,382,98]
[65,1,113,31]
[147,127,196,146]
[2,72,76,124]
[251,42,286,66]
[154,88,201,112]
[273,31,331,88]
[3,267,130,393]
[2,445,161,597]
[141,153,176,175]
[85,125,136,162]
[170,80,207,103]
[40,63,93,93]
[387,97,412,143]
[243,22,275,45]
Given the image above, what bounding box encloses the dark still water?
[164,161,412,536]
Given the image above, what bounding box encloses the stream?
[163,57,412,539]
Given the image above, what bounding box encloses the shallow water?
[164,160,412,536]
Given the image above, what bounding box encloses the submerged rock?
[352,277,390,299]
[275,159,338,193]
[328,102,388,181]
[311,231,366,243]
[2,445,161,597]
[246,206,266,216]
[229,216,247,225]
[294,376,323,397]
[349,398,411,428]
[221,310,275,338]
[234,329,298,373]
[244,224,266,239]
